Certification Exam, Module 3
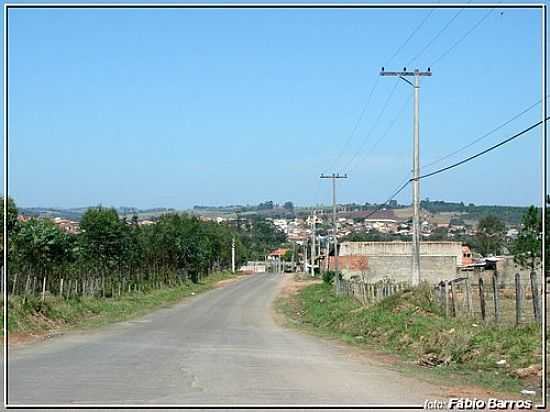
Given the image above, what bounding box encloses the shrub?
[322,271,336,284]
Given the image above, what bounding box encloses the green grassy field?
[276,281,542,394]
[2,271,238,336]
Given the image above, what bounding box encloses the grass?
[276,281,542,394]
[2,271,238,336]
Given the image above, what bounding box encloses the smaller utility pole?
[231,237,236,273]
[321,173,348,293]
[310,211,316,276]
[303,242,308,274]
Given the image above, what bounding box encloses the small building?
[268,248,289,260]
[337,241,464,284]
[53,217,80,234]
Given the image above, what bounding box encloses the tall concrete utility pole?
[380,67,432,286]
[320,173,348,292]
[310,211,316,276]
[231,237,236,273]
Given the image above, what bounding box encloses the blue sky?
[3,2,545,209]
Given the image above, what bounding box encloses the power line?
[341,80,401,173]
[415,117,549,182]
[364,177,411,220]
[331,9,437,172]
[423,98,543,170]
[430,7,495,67]
[387,9,436,67]
[348,93,412,175]
[364,116,548,219]
[407,6,467,66]
[330,78,380,171]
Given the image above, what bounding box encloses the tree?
[476,215,506,257]
[0,196,18,235]
[283,201,294,211]
[11,218,72,276]
[79,207,127,275]
[512,206,541,270]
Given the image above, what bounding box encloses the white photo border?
[2,2,547,410]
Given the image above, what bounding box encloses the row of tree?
[1,198,287,290]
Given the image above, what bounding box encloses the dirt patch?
[272,273,321,327]
[4,330,65,348]
[279,273,321,297]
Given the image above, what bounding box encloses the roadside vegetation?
[2,271,237,336]
[277,280,542,394]
[1,197,286,337]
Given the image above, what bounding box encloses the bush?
[322,271,337,284]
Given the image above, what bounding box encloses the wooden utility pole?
[380,67,432,286]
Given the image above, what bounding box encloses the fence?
[338,276,409,305]
[5,271,197,303]
[434,271,542,326]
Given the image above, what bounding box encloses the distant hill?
[19,206,176,221]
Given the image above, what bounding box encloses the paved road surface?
[3,273,444,409]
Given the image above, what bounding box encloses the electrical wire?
[415,117,549,182]
[429,8,495,67]
[407,6,467,67]
[387,9,436,67]
[348,93,413,175]
[422,98,543,170]
[364,177,411,219]
[330,8,437,173]
[364,116,548,218]
[340,80,401,173]
[329,77,380,172]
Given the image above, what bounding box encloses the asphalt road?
[3,273,444,409]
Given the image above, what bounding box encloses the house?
[53,217,80,234]
[268,248,289,260]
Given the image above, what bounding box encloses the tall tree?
[79,207,127,275]
[11,218,71,276]
[512,206,541,270]
[477,215,506,257]
[0,196,18,235]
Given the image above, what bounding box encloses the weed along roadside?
[2,271,244,344]
[275,275,542,397]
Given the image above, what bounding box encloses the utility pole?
[231,237,236,273]
[303,242,308,274]
[320,173,348,292]
[310,211,316,277]
[380,67,431,286]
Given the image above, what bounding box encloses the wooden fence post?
[59,278,64,298]
[515,273,522,326]
[492,272,500,323]
[450,281,456,317]
[479,277,486,322]
[11,273,18,296]
[465,278,473,317]
[444,281,449,317]
[530,271,541,323]
[24,275,31,296]
[41,276,47,302]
